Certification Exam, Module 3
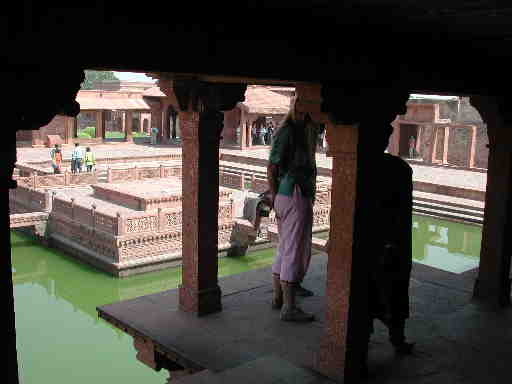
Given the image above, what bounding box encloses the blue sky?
[113,72,156,83]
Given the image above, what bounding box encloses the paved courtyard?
[17,143,488,192]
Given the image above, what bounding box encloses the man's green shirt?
[268,120,317,198]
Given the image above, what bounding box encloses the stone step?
[413,200,484,218]
[172,369,217,384]
[174,355,331,384]
[413,205,483,224]
[413,191,484,211]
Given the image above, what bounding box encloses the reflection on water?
[11,232,276,384]
[412,215,481,273]
[314,215,482,274]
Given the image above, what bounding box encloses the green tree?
[81,70,119,90]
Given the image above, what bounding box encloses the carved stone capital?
[173,79,247,113]
[321,85,409,125]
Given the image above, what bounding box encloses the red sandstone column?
[179,110,223,315]
[468,125,477,168]
[472,96,512,306]
[442,126,450,164]
[293,84,360,381]
[66,117,74,144]
[431,126,440,163]
[317,122,359,382]
[95,110,104,139]
[239,110,247,150]
[316,85,410,382]
[162,79,246,316]
[125,111,133,142]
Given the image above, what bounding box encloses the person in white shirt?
[71,143,84,173]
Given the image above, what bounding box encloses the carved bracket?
[173,80,246,112]
[321,85,409,125]
[173,78,202,112]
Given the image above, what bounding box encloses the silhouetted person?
[363,123,414,372]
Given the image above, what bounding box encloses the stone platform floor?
[98,253,511,384]
[93,178,183,199]
[221,148,487,192]
[17,142,182,163]
[18,144,487,192]
[18,143,487,197]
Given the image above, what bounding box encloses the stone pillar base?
[473,278,512,307]
[179,284,222,316]
[316,346,345,383]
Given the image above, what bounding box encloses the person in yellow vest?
[84,147,96,172]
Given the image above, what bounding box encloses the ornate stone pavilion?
[221,85,292,149]
[9,152,332,276]
[5,2,512,384]
[16,84,159,147]
[388,95,489,170]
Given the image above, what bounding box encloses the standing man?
[71,143,84,173]
[267,122,274,146]
[408,135,416,159]
[151,126,159,145]
[267,98,319,322]
[260,123,268,145]
[251,124,257,145]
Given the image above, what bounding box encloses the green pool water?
[411,215,481,273]
[11,214,481,383]
[314,214,482,273]
[11,233,276,384]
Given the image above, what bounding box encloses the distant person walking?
[267,123,274,145]
[71,143,84,173]
[261,124,268,145]
[151,127,159,145]
[408,136,416,159]
[50,144,62,174]
[251,125,257,145]
[84,147,96,172]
